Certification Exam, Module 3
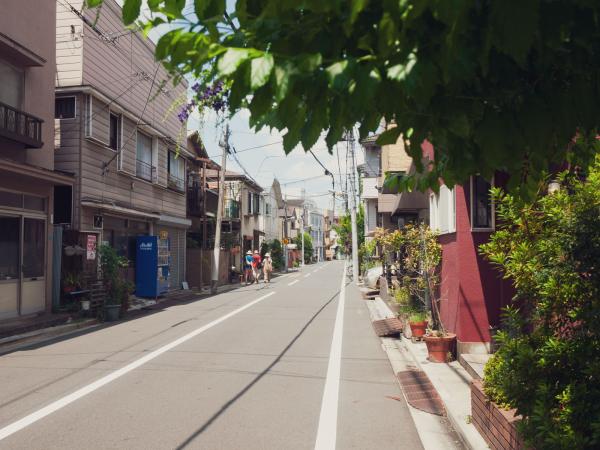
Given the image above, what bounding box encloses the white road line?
[0,291,276,442]
[304,273,311,278]
[314,262,346,450]
[288,279,299,286]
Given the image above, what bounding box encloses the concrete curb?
[364,297,464,450]
[373,297,489,450]
[0,319,100,355]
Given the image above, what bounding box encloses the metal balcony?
[136,159,157,183]
[0,100,43,148]
[168,173,185,192]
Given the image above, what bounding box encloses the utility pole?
[211,124,230,294]
[347,130,360,283]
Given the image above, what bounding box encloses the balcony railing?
[0,100,43,148]
[136,159,156,183]
[168,172,185,192]
[224,199,240,219]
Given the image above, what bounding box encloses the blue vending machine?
[136,236,170,297]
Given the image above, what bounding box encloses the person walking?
[244,250,253,285]
[262,252,273,283]
[251,250,262,284]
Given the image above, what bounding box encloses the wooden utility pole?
[211,125,230,294]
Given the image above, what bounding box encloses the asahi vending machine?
[135,235,170,297]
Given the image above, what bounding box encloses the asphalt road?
[0,261,423,449]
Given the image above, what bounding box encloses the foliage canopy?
[480,157,600,448]
[87,0,600,193]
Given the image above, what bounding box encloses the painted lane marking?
[304,273,311,278]
[314,262,346,450]
[0,291,276,442]
[288,279,299,286]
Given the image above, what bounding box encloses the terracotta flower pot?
[424,333,457,363]
[409,320,428,338]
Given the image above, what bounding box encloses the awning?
[392,190,429,214]
[157,214,191,228]
[81,200,160,220]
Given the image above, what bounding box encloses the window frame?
[167,150,186,192]
[470,175,495,232]
[108,110,121,151]
[429,185,456,234]
[135,130,156,183]
[0,58,24,109]
[55,96,76,120]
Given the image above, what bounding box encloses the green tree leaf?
[122,0,142,25]
[250,54,274,89]
[376,126,401,146]
[218,48,251,76]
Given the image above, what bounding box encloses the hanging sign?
[86,234,97,260]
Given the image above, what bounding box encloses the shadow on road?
[175,282,350,449]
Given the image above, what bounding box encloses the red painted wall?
[420,140,512,344]
[438,184,512,344]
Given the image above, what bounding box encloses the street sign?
[283,238,289,245]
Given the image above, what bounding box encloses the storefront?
[0,165,72,321]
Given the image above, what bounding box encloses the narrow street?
[0,262,424,449]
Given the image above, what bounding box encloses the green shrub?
[480,157,600,449]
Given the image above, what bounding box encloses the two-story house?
[54,0,190,290]
[308,207,324,262]
[359,129,429,233]
[0,0,73,321]
[261,180,281,244]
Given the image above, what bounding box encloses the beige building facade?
[54,0,190,291]
[0,0,73,321]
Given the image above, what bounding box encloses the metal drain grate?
[372,318,403,337]
[397,370,445,416]
[361,290,379,300]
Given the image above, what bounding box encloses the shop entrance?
[0,215,46,319]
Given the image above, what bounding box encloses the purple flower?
[191,82,200,92]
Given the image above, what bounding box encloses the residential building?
[358,135,381,240]
[54,0,190,292]
[261,181,280,243]
[360,128,428,233]
[425,141,512,355]
[308,207,324,262]
[0,0,73,321]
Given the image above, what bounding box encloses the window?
[429,185,455,234]
[109,112,121,150]
[471,175,494,230]
[0,217,19,280]
[253,193,260,214]
[22,218,45,278]
[55,97,76,119]
[247,191,252,214]
[265,202,271,216]
[136,131,154,182]
[84,95,92,137]
[167,151,185,191]
[0,59,24,108]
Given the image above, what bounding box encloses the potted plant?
[403,224,456,360]
[99,244,129,322]
[62,272,81,294]
[408,310,429,338]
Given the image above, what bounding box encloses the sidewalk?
[362,288,489,450]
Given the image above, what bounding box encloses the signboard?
[86,234,97,260]
[159,230,169,240]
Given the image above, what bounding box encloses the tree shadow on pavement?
[175,283,350,449]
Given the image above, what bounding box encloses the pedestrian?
[244,250,253,285]
[263,252,273,283]
[251,250,262,284]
